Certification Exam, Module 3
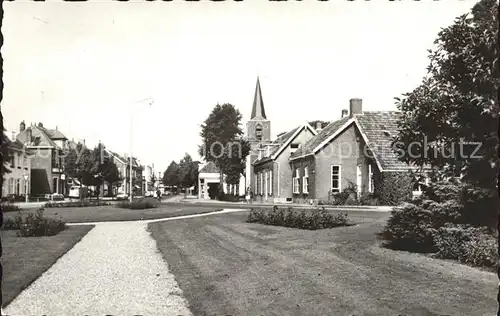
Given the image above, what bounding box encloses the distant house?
[16,121,69,196]
[252,121,318,203]
[2,134,34,199]
[289,99,427,204]
[197,161,245,199]
[105,150,143,196]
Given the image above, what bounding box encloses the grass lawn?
[4,200,221,223]
[149,210,497,316]
[1,225,94,307]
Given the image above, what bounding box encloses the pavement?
[3,208,248,315]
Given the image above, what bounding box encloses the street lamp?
[23,174,29,203]
[129,97,154,203]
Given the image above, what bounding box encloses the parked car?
[145,191,155,197]
[45,193,64,201]
[116,193,129,201]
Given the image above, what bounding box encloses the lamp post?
[23,174,29,203]
[129,97,154,203]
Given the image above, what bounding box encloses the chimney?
[20,121,26,132]
[315,122,322,132]
[38,122,43,128]
[349,99,362,117]
[26,127,32,145]
[56,126,58,130]
[341,109,349,118]
[12,131,16,141]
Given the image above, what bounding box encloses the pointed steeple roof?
[250,77,267,119]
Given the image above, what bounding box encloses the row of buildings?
[198,78,428,204]
[2,121,157,199]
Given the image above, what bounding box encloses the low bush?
[115,199,157,210]
[3,214,22,230]
[432,225,497,269]
[45,201,110,208]
[14,209,67,237]
[219,194,241,202]
[1,203,20,213]
[380,203,436,252]
[247,206,352,230]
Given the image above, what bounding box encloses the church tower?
[245,77,271,190]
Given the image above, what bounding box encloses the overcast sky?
[3,0,477,172]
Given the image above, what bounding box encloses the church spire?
[250,77,266,119]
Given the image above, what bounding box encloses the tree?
[199,103,250,198]
[389,0,500,310]
[392,0,498,189]
[103,159,122,197]
[178,153,199,190]
[224,137,251,195]
[163,161,180,189]
[1,130,11,184]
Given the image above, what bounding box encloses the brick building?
[2,134,34,198]
[16,121,69,196]
[289,99,427,204]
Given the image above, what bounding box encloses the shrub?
[432,225,498,269]
[1,203,20,213]
[375,172,413,205]
[115,199,157,210]
[3,214,22,230]
[17,209,66,237]
[247,206,351,230]
[45,201,110,208]
[380,203,436,252]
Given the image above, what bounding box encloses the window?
[368,164,374,193]
[8,179,14,194]
[256,124,263,141]
[260,172,263,195]
[290,143,300,153]
[302,167,309,194]
[23,156,28,168]
[269,170,273,195]
[264,171,268,195]
[15,179,20,195]
[293,168,300,194]
[331,166,341,193]
[11,154,15,168]
[254,173,258,193]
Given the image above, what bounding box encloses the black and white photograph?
[0,0,498,315]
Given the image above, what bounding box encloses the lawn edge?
[2,224,96,308]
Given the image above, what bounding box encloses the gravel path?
[3,221,194,315]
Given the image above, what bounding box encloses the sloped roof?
[43,128,67,140]
[199,161,220,173]
[355,111,411,171]
[28,126,59,148]
[253,127,300,164]
[251,77,266,119]
[290,111,418,172]
[290,117,351,159]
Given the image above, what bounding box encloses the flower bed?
[247,206,352,230]
[44,201,111,208]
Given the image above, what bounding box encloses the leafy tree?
[104,159,122,197]
[392,0,499,189]
[178,153,199,189]
[199,103,250,197]
[389,0,500,309]
[1,130,11,183]
[163,160,180,188]
[224,137,251,195]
